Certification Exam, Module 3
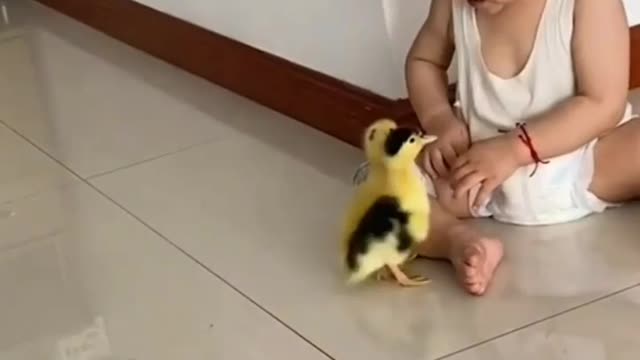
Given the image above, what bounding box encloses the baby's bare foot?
[449,226,503,295]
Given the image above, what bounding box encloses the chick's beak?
[417,132,438,146]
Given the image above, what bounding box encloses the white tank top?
[451,0,635,225]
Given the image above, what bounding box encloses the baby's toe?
[469,283,486,296]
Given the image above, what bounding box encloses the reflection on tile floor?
[1,1,640,359]
[0,182,326,360]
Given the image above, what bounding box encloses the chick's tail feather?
[346,219,411,285]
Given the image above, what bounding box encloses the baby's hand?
[450,134,523,208]
[422,114,470,179]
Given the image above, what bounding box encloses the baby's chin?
[468,0,505,14]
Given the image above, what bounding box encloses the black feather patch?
[346,196,412,271]
[368,128,376,141]
[384,127,414,156]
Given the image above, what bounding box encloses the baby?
[397,0,636,295]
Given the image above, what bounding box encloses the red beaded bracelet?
[499,123,549,177]
[516,123,549,176]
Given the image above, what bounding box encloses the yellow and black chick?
[341,118,437,287]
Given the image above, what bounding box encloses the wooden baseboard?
[34,0,418,147]
[34,0,639,148]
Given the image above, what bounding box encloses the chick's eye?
[409,137,415,143]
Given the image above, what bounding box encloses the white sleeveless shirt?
[451,0,636,225]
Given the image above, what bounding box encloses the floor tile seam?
[435,281,640,360]
[0,117,336,360]
[0,114,236,181]
[85,136,222,180]
[0,121,82,206]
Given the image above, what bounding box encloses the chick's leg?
[405,251,419,262]
[375,252,419,282]
[387,264,430,287]
[375,267,393,281]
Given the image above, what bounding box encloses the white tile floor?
[1,1,640,359]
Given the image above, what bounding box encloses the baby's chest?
[479,30,540,78]
[475,2,548,79]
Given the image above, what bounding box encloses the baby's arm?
[512,0,629,165]
[407,0,472,178]
[406,0,456,129]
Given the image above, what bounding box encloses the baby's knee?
[628,120,640,164]
[633,125,640,149]
[433,189,473,219]
[425,174,474,219]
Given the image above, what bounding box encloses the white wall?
[381,0,432,97]
[623,0,640,26]
[134,0,407,99]
[135,0,638,99]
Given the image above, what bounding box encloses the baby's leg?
[590,118,640,202]
[417,177,503,296]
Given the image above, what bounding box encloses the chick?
[341,119,437,287]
